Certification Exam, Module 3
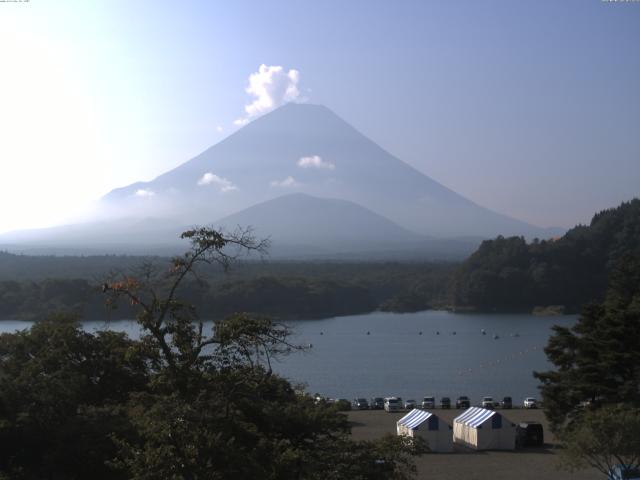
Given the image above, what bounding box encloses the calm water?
[0,310,574,405]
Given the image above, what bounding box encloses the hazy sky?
[1,0,638,233]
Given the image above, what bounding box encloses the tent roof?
[397,409,433,430]
[454,407,498,428]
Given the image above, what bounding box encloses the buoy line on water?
[455,345,541,377]
[313,329,522,338]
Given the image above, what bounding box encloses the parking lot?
[347,408,601,480]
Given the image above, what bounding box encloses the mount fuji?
[0,103,560,257]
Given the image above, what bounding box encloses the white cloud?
[216,125,223,133]
[197,172,238,192]
[297,155,335,170]
[270,176,299,188]
[134,188,155,198]
[235,64,300,125]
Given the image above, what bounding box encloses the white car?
[384,397,401,412]
[482,396,494,409]
[524,397,538,409]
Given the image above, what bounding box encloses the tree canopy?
[534,250,640,431]
[451,199,640,312]
[0,259,453,321]
[0,227,423,479]
[559,405,640,476]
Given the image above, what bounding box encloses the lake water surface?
[1,310,575,405]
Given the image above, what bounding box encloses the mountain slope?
[0,217,188,255]
[0,193,480,258]
[215,193,421,250]
[102,103,554,238]
[215,193,481,259]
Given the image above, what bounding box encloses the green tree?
[559,405,640,476]
[0,314,150,479]
[101,227,423,479]
[1,227,423,479]
[534,251,640,432]
[451,199,640,312]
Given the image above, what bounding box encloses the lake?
[0,310,574,405]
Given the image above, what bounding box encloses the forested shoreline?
[1,199,638,320]
[0,261,454,321]
[450,199,640,313]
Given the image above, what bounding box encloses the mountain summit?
[102,103,550,239]
[1,103,559,256]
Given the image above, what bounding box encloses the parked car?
[456,396,470,409]
[370,397,385,410]
[516,422,544,448]
[578,396,604,410]
[440,397,451,409]
[501,396,513,409]
[384,397,402,412]
[404,399,417,410]
[524,397,538,409]
[334,399,352,411]
[352,398,369,410]
[482,396,494,409]
[421,396,435,409]
[608,464,640,480]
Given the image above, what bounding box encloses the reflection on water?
[1,310,575,404]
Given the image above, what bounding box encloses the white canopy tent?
[396,409,453,452]
[453,407,516,450]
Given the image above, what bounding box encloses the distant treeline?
[450,199,640,313]
[0,252,153,282]
[1,199,638,319]
[0,261,455,320]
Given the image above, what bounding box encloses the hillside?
[449,199,640,312]
[213,193,479,259]
[216,193,422,247]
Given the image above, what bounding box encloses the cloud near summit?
[197,172,238,192]
[134,189,155,198]
[234,65,300,126]
[270,176,299,188]
[297,155,335,170]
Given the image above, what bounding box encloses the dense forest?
[0,258,454,320]
[1,199,638,319]
[450,199,640,312]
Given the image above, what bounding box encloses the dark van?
[456,396,470,409]
[516,422,544,448]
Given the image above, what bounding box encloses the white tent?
[453,407,516,450]
[396,409,453,452]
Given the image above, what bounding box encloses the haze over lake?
[1,311,573,402]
